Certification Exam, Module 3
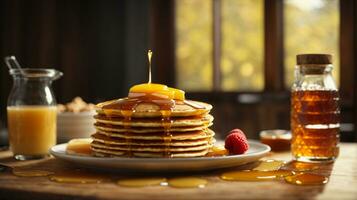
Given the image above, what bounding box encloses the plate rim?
[50,140,271,162]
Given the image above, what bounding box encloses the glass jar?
[291,54,340,163]
[7,68,62,160]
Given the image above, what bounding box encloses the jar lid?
[296,54,332,65]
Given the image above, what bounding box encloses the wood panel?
[340,0,355,104]
[149,0,175,86]
[0,0,150,124]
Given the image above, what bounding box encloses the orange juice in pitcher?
[7,106,57,157]
[6,64,62,160]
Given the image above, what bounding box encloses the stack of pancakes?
[91,99,214,158]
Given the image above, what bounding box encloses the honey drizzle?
[121,110,134,157]
[100,49,205,157]
[101,50,178,157]
[148,50,153,84]
[102,95,175,157]
[161,110,173,157]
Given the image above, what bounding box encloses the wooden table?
[0,143,356,200]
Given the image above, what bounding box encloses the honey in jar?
[291,54,340,162]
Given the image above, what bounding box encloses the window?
[175,0,212,91]
[175,0,340,92]
[221,0,264,91]
[284,0,340,87]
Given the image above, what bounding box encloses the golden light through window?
[284,0,340,88]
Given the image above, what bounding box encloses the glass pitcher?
[7,68,63,160]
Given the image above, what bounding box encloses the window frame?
[150,0,357,141]
[151,0,354,97]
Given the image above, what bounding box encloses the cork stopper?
[296,54,332,65]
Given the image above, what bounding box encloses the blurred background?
[0,0,356,143]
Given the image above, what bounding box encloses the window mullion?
[264,0,284,92]
[340,0,355,103]
[212,0,222,91]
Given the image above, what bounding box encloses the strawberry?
[225,129,249,155]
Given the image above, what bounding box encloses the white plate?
[50,141,270,172]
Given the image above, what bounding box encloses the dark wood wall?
[0,0,356,143]
[0,0,151,120]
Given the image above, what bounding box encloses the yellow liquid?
[253,160,286,171]
[129,83,185,100]
[7,106,57,156]
[117,178,166,187]
[168,177,207,188]
[49,171,108,184]
[13,169,54,177]
[285,173,328,185]
[220,170,294,181]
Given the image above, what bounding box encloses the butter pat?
[66,138,93,156]
[129,83,185,101]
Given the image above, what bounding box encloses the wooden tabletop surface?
[0,143,356,200]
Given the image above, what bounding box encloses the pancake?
[95,129,215,141]
[94,114,214,127]
[94,123,212,133]
[91,147,210,158]
[96,99,212,118]
[92,133,214,146]
[91,91,216,158]
[91,141,210,152]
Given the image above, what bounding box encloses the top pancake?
[96,99,212,118]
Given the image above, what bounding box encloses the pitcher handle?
[53,70,63,80]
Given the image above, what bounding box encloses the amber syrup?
[291,90,340,162]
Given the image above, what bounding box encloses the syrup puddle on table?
[220,159,329,185]
[117,177,208,188]
[117,177,167,187]
[252,160,286,171]
[9,160,329,187]
[283,160,321,171]
[49,171,109,184]
[284,173,329,185]
[221,170,294,181]
[167,177,208,188]
[12,169,54,177]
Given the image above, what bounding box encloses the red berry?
[229,129,247,139]
[225,129,249,155]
